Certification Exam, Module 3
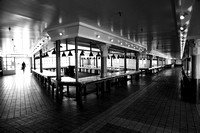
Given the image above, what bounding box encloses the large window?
[3,57,15,70]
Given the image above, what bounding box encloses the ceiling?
[0,0,197,58]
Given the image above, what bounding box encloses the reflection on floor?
[0,67,200,133]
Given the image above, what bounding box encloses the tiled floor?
[0,67,200,133]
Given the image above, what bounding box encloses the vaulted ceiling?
[0,0,197,58]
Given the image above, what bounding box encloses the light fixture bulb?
[180,15,185,20]
[96,35,100,38]
[180,27,184,31]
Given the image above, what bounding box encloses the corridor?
[0,67,200,133]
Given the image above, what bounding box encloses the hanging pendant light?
[112,54,116,59]
[80,50,84,56]
[97,52,100,56]
[89,42,93,56]
[108,55,110,59]
[89,51,93,56]
[117,55,120,59]
[62,52,66,57]
[68,50,73,56]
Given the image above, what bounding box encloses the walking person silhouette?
[21,62,26,73]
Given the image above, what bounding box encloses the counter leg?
[76,85,82,104]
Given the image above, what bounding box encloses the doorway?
[15,57,31,75]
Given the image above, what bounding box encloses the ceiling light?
[96,52,101,56]
[62,52,66,57]
[80,50,84,56]
[89,42,93,56]
[120,42,123,45]
[89,51,93,56]
[59,32,63,36]
[111,26,114,32]
[111,54,116,59]
[110,39,114,42]
[180,27,184,31]
[180,15,185,20]
[59,17,62,24]
[96,35,100,38]
[68,51,73,56]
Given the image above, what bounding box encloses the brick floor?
[0,67,200,133]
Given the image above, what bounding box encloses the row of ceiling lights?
[38,50,166,61]
[178,5,193,55]
[33,36,51,53]
[58,32,145,52]
[179,15,188,48]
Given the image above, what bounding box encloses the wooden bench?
[78,67,122,74]
[51,70,141,103]
[140,66,165,75]
[32,69,63,92]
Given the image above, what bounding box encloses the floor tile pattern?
[72,68,200,133]
[0,68,199,133]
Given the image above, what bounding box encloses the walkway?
[0,67,200,133]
